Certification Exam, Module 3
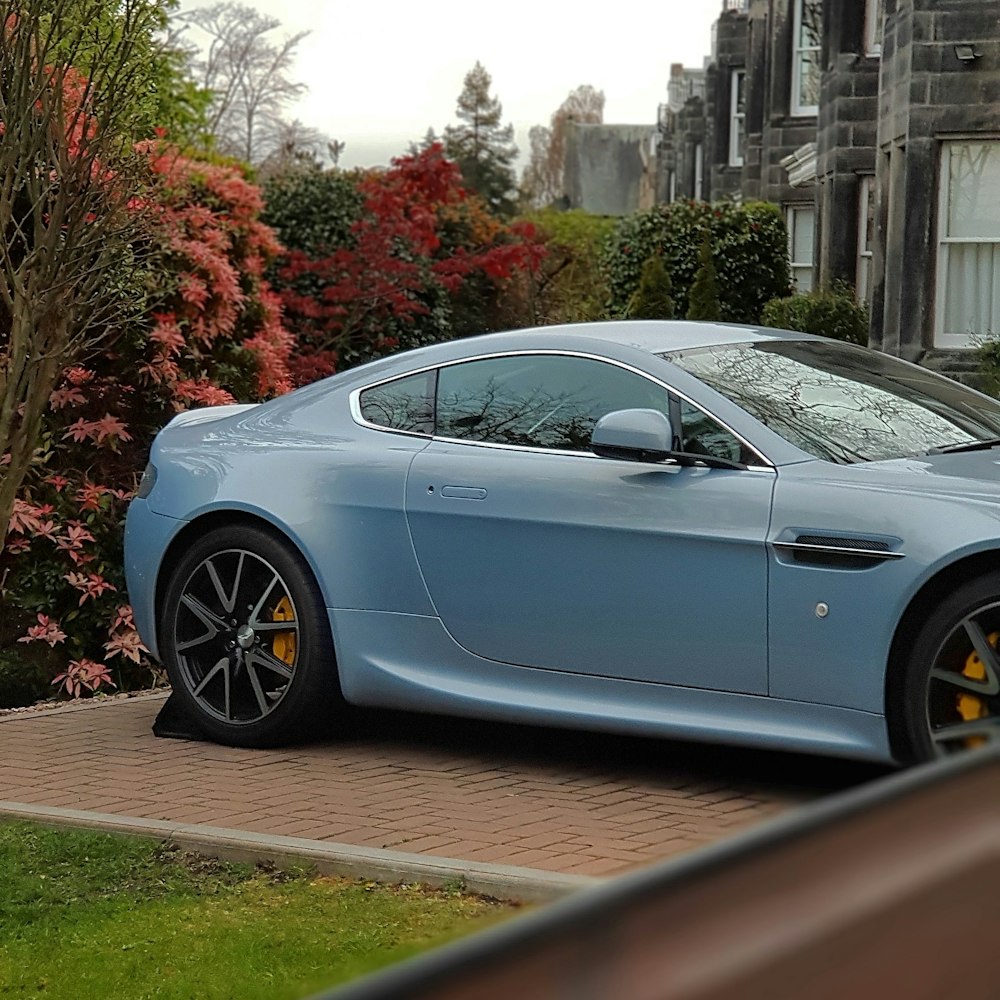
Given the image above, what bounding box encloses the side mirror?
[591,408,675,463]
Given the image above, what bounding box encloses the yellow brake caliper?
[958,631,993,748]
[272,596,296,666]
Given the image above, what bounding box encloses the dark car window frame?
[349,350,773,469]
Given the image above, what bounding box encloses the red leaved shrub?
[271,144,546,380]
[1,145,294,702]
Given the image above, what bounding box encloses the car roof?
[454,320,819,356]
[270,319,824,413]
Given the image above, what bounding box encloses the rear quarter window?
[358,370,436,435]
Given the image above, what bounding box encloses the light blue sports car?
[124,321,1000,763]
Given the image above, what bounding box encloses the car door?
[403,352,775,695]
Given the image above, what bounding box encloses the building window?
[694,142,704,200]
[668,169,677,203]
[865,0,883,56]
[936,141,1000,347]
[729,70,746,167]
[792,0,822,116]
[786,205,815,293]
[856,176,875,306]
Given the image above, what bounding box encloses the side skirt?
[328,609,893,764]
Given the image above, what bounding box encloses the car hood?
[806,448,1000,506]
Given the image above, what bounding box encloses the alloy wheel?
[925,601,1000,754]
[172,548,300,725]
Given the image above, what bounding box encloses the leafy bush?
[686,239,721,321]
[602,199,791,323]
[626,254,674,320]
[515,209,618,325]
[1,146,293,705]
[761,283,869,345]
[263,161,364,258]
[0,647,54,709]
[267,145,546,380]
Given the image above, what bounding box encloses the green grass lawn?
[0,821,517,999]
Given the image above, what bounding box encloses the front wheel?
[899,573,1000,761]
[160,524,341,748]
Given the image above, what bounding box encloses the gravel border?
[0,687,169,721]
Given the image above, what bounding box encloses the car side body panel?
[329,609,891,761]
[768,456,1000,713]
[406,442,775,693]
[138,402,435,623]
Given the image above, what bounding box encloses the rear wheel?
[160,525,341,748]
[899,573,1000,761]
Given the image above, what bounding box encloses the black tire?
[160,524,342,748]
[897,572,1000,762]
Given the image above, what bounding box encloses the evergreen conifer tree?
[444,62,518,216]
[627,254,675,319]
[687,237,722,321]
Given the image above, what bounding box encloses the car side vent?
[775,533,903,569]
[795,534,891,553]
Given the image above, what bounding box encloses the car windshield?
[661,339,1000,464]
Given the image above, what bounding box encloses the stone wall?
[708,10,748,200]
[815,0,879,290]
[563,123,659,216]
[873,0,1000,361]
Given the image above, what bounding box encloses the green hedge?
[521,209,618,324]
[761,283,869,345]
[601,199,791,323]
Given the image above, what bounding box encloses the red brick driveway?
[0,694,886,877]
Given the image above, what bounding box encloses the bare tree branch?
[175,2,311,164]
[0,0,164,552]
[522,85,605,208]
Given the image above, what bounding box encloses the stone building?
[659,0,1000,369]
[562,122,660,217]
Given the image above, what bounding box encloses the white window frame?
[935,139,1000,348]
[694,142,704,200]
[729,69,746,168]
[865,0,882,56]
[791,0,821,117]
[856,176,875,307]
[786,204,815,294]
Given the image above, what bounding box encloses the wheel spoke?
[247,647,293,681]
[245,661,270,717]
[931,715,1000,745]
[248,620,298,634]
[929,667,1000,695]
[205,553,243,615]
[192,657,227,698]
[180,593,228,632]
[959,618,1000,695]
[248,573,280,628]
[176,628,218,654]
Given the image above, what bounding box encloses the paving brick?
[0,696,865,878]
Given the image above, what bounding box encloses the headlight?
[136,463,158,499]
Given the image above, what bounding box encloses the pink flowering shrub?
[0,144,294,704]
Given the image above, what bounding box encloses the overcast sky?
[176,0,720,170]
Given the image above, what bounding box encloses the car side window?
[436,354,671,451]
[359,370,436,435]
[678,399,748,463]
